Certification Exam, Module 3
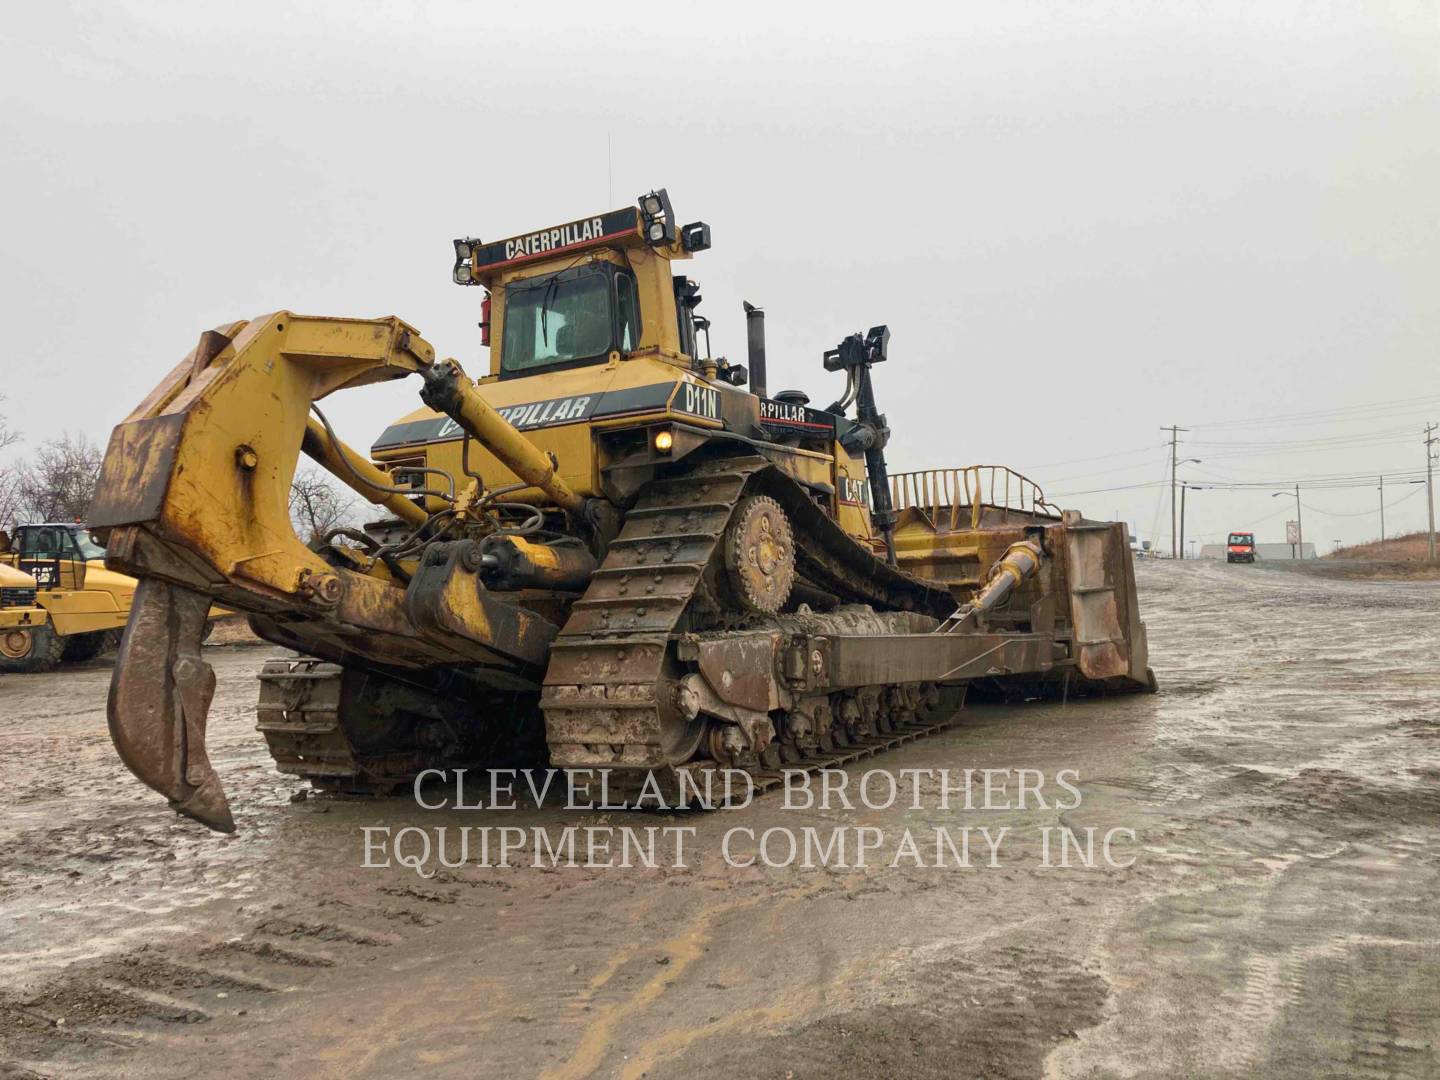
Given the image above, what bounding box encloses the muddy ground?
[1,561,1437,1079]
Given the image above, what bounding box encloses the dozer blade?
[108,578,234,833]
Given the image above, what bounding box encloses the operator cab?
[12,523,105,589]
[453,189,715,381]
[15,523,105,560]
[499,263,643,377]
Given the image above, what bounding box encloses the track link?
[541,457,765,768]
[540,453,959,779]
[255,658,417,791]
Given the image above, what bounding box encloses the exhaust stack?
[743,301,767,399]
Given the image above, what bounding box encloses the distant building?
[1199,542,1317,561]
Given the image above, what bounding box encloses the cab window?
[616,272,641,352]
[501,263,639,375]
[19,527,73,557]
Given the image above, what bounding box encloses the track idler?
[108,579,234,833]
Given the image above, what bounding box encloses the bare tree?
[14,432,103,525]
[0,395,20,531]
[289,467,357,544]
[0,397,18,454]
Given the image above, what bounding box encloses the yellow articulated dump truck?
[92,188,1154,832]
[0,560,52,670]
[0,524,138,671]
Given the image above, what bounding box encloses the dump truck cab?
[1226,531,1256,564]
[9,521,107,589]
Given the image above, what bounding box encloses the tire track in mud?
[660,938,1111,1080]
[0,877,466,1076]
[1048,787,1440,1077]
[538,889,783,1080]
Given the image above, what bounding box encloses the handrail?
[888,466,1060,530]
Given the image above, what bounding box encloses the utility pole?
[1296,482,1303,559]
[1179,482,1186,559]
[1162,425,1188,559]
[1378,475,1384,543]
[1273,484,1303,558]
[1426,423,1437,562]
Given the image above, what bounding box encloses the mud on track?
[1,561,1437,1078]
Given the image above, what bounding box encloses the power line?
[1189,460,1427,484]
[1040,458,1169,488]
[1193,498,1295,542]
[1198,443,1419,461]
[1188,394,1440,431]
[1055,469,1427,497]
[1191,467,1428,489]
[1300,486,1425,518]
[1051,479,1169,498]
[1025,443,1167,470]
[1188,425,1423,449]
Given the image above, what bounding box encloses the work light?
[452,237,479,286]
[681,222,711,252]
[637,189,676,247]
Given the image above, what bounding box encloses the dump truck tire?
[0,623,65,673]
[61,629,121,662]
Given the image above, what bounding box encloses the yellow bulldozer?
[93,189,1153,833]
[0,523,139,670]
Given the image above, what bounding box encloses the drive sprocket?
[724,494,795,614]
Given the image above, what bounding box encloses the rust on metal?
[108,578,234,832]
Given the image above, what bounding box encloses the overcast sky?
[2,1,1436,550]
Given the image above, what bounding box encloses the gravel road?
[1,560,1436,1078]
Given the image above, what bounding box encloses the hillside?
[1327,531,1435,562]
[1294,530,1440,580]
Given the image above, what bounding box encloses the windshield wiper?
[537,275,562,348]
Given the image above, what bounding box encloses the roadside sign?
[1285,521,1300,545]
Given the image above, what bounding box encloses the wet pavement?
[0,560,1436,1078]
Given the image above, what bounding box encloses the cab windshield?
[1228,534,1253,546]
[501,264,638,375]
[18,527,105,560]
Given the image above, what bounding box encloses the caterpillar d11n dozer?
[92,189,1153,833]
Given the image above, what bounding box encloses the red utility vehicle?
[1227,531,1256,563]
